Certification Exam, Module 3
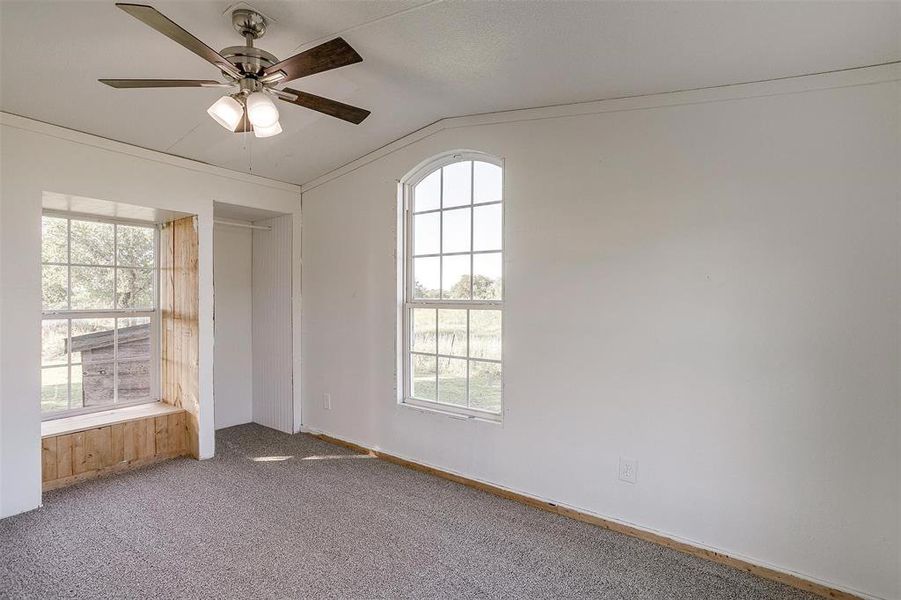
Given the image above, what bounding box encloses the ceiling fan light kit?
[100,3,371,139]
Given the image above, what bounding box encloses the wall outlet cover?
[619,457,638,484]
[323,393,332,410]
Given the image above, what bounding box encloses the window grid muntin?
[41,213,160,419]
[407,309,503,409]
[404,156,503,417]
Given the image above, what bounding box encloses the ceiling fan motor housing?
[232,8,267,40]
[221,9,277,78]
[221,46,278,78]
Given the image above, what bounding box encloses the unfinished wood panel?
[251,215,294,433]
[95,428,113,468]
[84,427,109,471]
[136,417,155,459]
[42,409,189,491]
[72,432,88,475]
[111,423,125,464]
[160,216,200,458]
[154,416,169,454]
[168,411,185,455]
[123,420,138,461]
[41,437,58,482]
[56,434,74,478]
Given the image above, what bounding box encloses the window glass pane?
[472,252,502,301]
[79,360,115,408]
[71,367,84,411]
[437,357,467,406]
[117,225,154,267]
[411,308,437,354]
[42,320,68,367]
[469,310,501,361]
[116,317,152,404]
[469,361,501,412]
[473,204,502,251]
[442,255,471,300]
[413,257,440,299]
[42,216,68,263]
[117,268,154,309]
[71,266,114,310]
[414,170,441,212]
[473,161,502,204]
[41,366,69,413]
[72,319,115,364]
[442,161,471,208]
[413,212,440,256]
[411,353,437,400]
[42,265,68,310]
[438,309,467,357]
[66,318,114,411]
[442,207,471,254]
[70,220,114,265]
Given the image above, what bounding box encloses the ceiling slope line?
[442,58,901,126]
[300,60,901,192]
[285,0,445,55]
[164,119,205,153]
[0,111,301,193]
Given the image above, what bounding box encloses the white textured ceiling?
[1,1,898,186]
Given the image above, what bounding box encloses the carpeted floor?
[1,424,815,599]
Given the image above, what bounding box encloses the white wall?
[252,215,294,433]
[213,225,253,430]
[0,113,300,518]
[300,65,900,600]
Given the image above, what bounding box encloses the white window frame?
[400,152,504,420]
[41,210,161,421]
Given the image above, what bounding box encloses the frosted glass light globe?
[254,121,282,138]
[207,95,244,131]
[246,92,279,128]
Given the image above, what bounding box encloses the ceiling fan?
[100,3,371,138]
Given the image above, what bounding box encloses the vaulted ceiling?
[1,1,898,185]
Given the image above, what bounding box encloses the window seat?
[41,402,190,491]
[42,402,181,437]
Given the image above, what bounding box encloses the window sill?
[41,402,181,438]
[398,399,502,424]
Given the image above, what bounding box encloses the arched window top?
[403,150,503,189]
[404,152,503,216]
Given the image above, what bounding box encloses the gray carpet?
[1,424,815,600]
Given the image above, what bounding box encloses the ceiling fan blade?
[99,79,231,88]
[278,88,370,124]
[260,38,362,84]
[116,3,242,79]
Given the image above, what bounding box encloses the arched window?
[402,153,503,419]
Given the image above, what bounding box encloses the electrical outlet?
[618,457,638,484]
[323,393,332,410]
